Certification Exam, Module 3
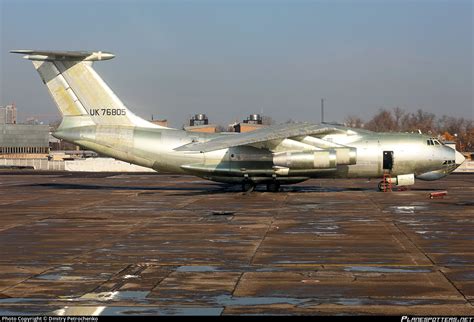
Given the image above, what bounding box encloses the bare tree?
[414,109,435,133]
[262,115,275,126]
[341,107,472,151]
[437,115,466,136]
[365,108,397,132]
[345,115,364,128]
[393,107,405,129]
[49,119,62,131]
[461,120,474,151]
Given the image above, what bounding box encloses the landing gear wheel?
[266,182,280,192]
[378,180,389,192]
[242,182,255,193]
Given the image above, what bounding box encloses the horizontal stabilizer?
[10,50,114,61]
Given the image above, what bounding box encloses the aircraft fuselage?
[54,122,462,185]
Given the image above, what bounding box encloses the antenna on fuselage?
[321,98,325,124]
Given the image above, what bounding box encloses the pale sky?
[1,0,472,127]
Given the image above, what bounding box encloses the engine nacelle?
[333,147,357,165]
[273,150,337,169]
[385,173,416,185]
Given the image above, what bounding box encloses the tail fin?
[11,50,163,128]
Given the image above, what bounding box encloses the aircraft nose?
[455,150,466,166]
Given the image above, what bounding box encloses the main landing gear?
[241,181,281,193]
[242,182,255,193]
[266,181,280,193]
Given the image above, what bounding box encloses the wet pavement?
[0,171,473,315]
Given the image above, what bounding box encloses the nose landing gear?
[378,179,391,192]
[378,172,393,192]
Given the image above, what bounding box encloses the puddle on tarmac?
[0,308,50,315]
[441,256,473,265]
[176,266,220,272]
[36,274,86,281]
[78,290,150,302]
[344,266,431,273]
[0,298,43,304]
[2,294,454,316]
[115,291,150,301]
[123,274,140,279]
[415,231,429,235]
[79,291,119,301]
[101,306,223,315]
[53,306,223,316]
[335,298,448,306]
[275,260,320,264]
[389,206,428,214]
[336,298,365,306]
[213,294,310,306]
[255,267,285,272]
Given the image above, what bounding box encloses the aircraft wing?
[174,123,349,152]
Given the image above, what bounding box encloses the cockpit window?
[443,160,455,165]
[427,138,442,146]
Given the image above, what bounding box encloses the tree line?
[345,108,473,151]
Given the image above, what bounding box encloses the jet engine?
[273,148,356,170]
[333,147,357,165]
[272,150,335,169]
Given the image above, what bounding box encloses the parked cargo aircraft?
[12,50,465,192]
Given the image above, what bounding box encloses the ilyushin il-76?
[11,50,466,192]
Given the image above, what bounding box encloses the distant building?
[184,124,219,133]
[24,117,42,125]
[150,115,168,127]
[233,114,266,133]
[189,114,209,126]
[150,119,168,127]
[49,133,80,152]
[0,124,49,158]
[0,104,17,124]
[185,114,219,133]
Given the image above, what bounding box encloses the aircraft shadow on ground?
[24,182,374,195]
[25,182,225,192]
[23,182,442,196]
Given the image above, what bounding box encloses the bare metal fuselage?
[54,120,460,185]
